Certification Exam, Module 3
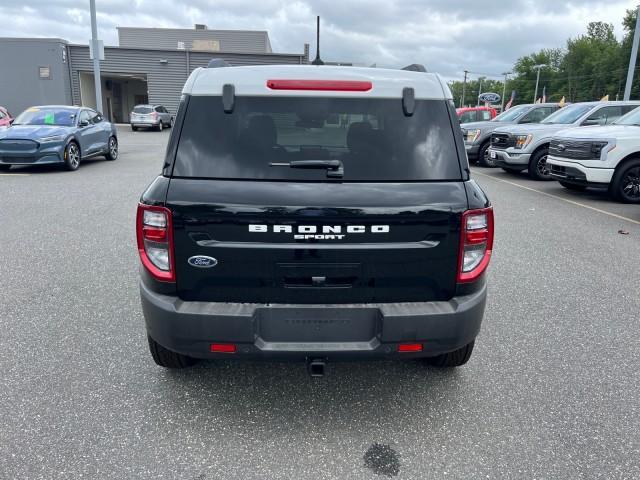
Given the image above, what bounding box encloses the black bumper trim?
[140,280,487,359]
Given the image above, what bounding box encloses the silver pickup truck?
[488,101,640,180]
[461,103,559,167]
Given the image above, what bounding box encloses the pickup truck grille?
[549,138,606,160]
[490,133,513,149]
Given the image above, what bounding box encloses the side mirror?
[582,119,601,126]
[79,120,89,127]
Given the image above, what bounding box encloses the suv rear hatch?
[166,93,467,304]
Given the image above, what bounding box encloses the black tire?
[63,141,81,171]
[156,121,163,132]
[477,142,496,168]
[425,341,475,367]
[147,335,197,368]
[501,166,522,174]
[131,125,138,131]
[105,136,118,161]
[528,147,552,180]
[559,181,587,191]
[168,117,173,128]
[609,158,640,204]
[0,164,11,172]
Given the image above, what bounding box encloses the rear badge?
[188,256,218,268]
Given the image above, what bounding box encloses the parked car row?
[461,100,640,203]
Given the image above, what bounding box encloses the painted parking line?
[472,170,640,226]
[0,173,30,177]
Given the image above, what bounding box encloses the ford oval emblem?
[188,256,218,268]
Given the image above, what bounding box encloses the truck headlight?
[465,129,481,143]
[515,134,533,149]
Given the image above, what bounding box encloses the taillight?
[136,204,175,282]
[457,207,494,283]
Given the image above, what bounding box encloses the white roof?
[183,65,452,100]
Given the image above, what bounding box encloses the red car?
[457,106,497,123]
[0,107,13,128]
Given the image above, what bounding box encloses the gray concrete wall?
[0,38,72,115]
[118,27,272,53]
[69,45,307,116]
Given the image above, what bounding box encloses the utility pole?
[624,5,640,100]
[533,64,546,102]
[477,76,485,106]
[89,0,103,113]
[501,72,511,110]
[461,70,468,107]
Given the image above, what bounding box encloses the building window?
[177,41,185,50]
[39,66,51,79]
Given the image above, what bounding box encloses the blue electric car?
[0,106,118,171]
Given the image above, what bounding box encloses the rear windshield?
[173,96,462,181]
[133,106,153,114]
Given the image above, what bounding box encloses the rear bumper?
[547,157,614,186]
[141,280,487,360]
[131,121,160,127]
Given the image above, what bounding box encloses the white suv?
[547,107,640,203]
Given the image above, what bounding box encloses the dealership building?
[0,25,309,122]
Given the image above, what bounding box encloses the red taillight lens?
[210,343,237,353]
[136,204,175,282]
[398,343,423,352]
[266,79,373,91]
[457,207,494,283]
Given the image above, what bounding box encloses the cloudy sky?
[0,1,635,81]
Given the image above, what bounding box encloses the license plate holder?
[257,307,378,343]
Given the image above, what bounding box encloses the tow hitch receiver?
[307,358,326,377]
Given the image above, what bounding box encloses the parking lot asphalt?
[1,128,639,479]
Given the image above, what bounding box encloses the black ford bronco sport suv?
[137,63,493,372]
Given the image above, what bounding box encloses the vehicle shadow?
[5,158,106,175]
[157,358,467,436]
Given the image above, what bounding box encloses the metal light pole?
[533,64,546,102]
[501,72,511,110]
[477,77,485,106]
[90,0,103,113]
[461,70,469,107]
[624,6,640,100]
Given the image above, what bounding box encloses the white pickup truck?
[547,107,640,203]
[488,101,640,180]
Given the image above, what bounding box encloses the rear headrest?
[346,122,374,153]
[246,115,277,148]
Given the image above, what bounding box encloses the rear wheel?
[559,181,587,191]
[477,142,496,168]
[156,121,163,132]
[63,141,81,171]
[425,341,474,367]
[131,125,138,131]
[528,148,552,180]
[169,117,173,128]
[105,136,118,160]
[610,158,640,203]
[147,335,197,368]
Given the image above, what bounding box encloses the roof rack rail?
[207,59,231,68]
[401,64,427,73]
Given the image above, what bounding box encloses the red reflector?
[210,343,237,353]
[142,226,167,241]
[266,79,372,91]
[398,343,423,352]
